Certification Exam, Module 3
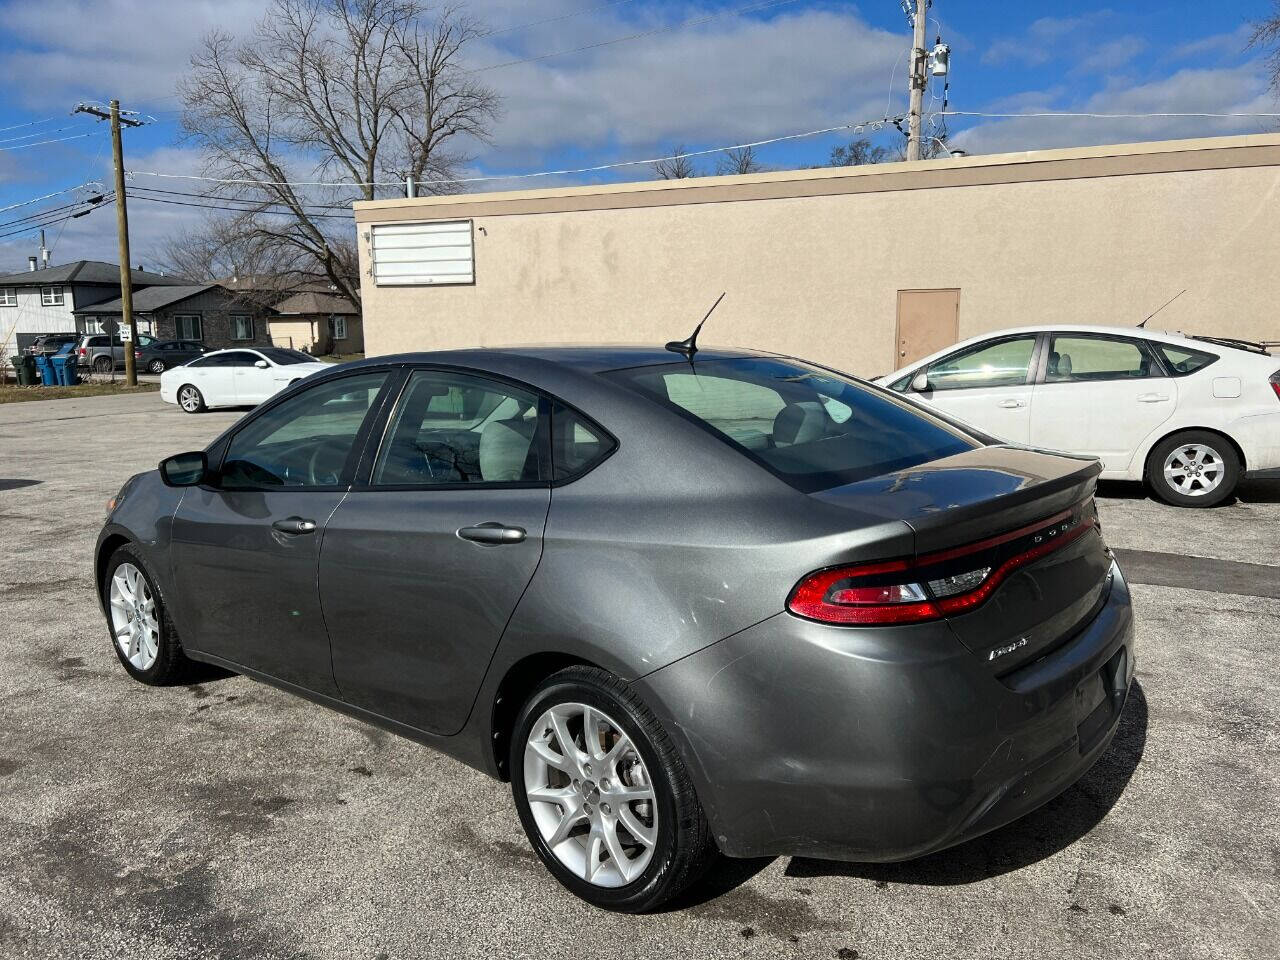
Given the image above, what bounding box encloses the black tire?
[148,359,165,374]
[102,544,195,685]
[510,666,718,912]
[177,383,206,413]
[93,356,112,373]
[1146,430,1240,508]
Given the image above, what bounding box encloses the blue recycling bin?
[51,354,78,386]
[34,354,54,386]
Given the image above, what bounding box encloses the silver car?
[96,345,1135,911]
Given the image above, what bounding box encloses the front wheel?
[1146,431,1240,507]
[511,666,717,912]
[148,359,165,374]
[177,384,206,413]
[104,545,194,685]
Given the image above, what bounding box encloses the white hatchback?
[877,325,1280,507]
[160,347,332,414]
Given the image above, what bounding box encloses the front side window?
[256,348,312,365]
[230,315,254,341]
[609,357,976,492]
[174,314,202,340]
[1046,335,1155,382]
[1158,343,1218,376]
[927,336,1037,391]
[372,370,544,486]
[41,286,64,306]
[221,372,389,489]
[0,287,15,307]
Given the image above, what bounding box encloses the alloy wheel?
[109,563,160,671]
[149,360,165,374]
[1162,443,1224,497]
[179,386,201,412]
[523,702,658,888]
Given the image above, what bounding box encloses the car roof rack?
[1187,335,1272,356]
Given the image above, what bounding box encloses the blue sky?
[0,0,1275,270]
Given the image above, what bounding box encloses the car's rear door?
[1028,333,1178,473]
[168,369,393,692]
[911,334,1039,442]
[319,367,551,736]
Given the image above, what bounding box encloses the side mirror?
[160,451,209,487]
[910,371,931,393]
[255,359,269,369]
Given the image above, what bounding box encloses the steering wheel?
[306,440,343,486]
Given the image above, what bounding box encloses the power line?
[0,182,102,215]
[0,197,114,243]
[467,0,801,74]
[129,184,356,211]
[0,117,56,134]
[127,192,354,220]
[0,131,103,152]
[0,125,79,146]
[941,110,1280,120]
[0,196,108,232]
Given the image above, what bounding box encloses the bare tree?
[715,146,763,176]
[1251,2,1280,91]
[828,138,889,166]
[653,146,698,180]
[179,0,501,305]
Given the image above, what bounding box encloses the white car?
[877,325,1280,507]
[160,347,332,414]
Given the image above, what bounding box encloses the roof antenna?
[666,292,725,358]
[1138,288,1186,328]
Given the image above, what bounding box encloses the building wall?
[1,283,117,350]
[270,319,316,351]
[354,135,1280,378]
[270,315,365,354]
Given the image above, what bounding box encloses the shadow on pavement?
[1097,478,1280,505]
[784,680,1148,887]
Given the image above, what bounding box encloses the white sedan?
[160,348,332,414]
[877,324,1280,507]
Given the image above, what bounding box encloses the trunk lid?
[811,445,1112,673]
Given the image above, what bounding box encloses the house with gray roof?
[73,283,275,351]
[269,290,362,355]
[0,260,187,352]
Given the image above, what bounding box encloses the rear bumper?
[637,563,1135,861]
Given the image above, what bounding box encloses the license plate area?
[1077,647,1128,754]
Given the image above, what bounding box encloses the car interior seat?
[480,417,538,482]
[773,401,829,447]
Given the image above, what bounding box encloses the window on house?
[41,286,65,306]
[370,220,474,286]
[329,316,347,340]
[174,314,203,341]
[231,315,254,341]
[0,288,16,307]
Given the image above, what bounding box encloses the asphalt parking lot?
[0,392,1276,960]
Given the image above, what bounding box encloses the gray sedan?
[95,345,1135,911]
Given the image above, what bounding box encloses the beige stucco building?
[354,134,1280,378]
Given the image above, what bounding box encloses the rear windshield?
[608,357,978,492]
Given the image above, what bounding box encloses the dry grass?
[0,382,160,403]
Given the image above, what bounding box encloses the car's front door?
[911,334,1039,442]
[1029,333,1178,472]
[320,367,551,735]
[168,370,392,691]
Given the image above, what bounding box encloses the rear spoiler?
[1188,335,1273,357]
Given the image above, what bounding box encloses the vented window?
[370,220,474,286]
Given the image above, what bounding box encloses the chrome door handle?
[997,398,1026,409]
[458,522,527,545]
[1136,393,1169,403]
[272,517,317,535]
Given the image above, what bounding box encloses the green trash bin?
[9,354,37,386]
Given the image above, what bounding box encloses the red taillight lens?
[788,506,1098,626]
[1270,370,1280,402]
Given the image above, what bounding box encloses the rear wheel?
[1146,431,1239,507]
[93,356,112,373]
[177,384,206,413]
[511,666,717,912]
[148,359,165,374]
[104,545,194,685]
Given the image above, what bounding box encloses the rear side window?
[609,357,976,492]
[1046,335,1156,382]
[1158,343,1218,376]
[551,404,614,481]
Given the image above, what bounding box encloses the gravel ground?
[0,392,1276,960]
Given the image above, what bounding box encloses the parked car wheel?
[1146,430,1240,507]
[177,384,206,414]
[148,359,166,374]
[93,356,113,373]
[104,545,194,685]
[511,666,717,912]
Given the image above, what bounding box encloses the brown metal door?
[896,289,960,366]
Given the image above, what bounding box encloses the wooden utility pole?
[74,99,144,384]
[905,0,930,161]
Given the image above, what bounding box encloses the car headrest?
[1057,353,1072,376]
[773,401,827,447]
[479,417,536,482]
[1047,351,1060,375]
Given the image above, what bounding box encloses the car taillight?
[1270,370,1280,402]
[787,505,1099,626]
[78,347,86,356]
[134,350,142,358]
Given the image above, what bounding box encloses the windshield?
[256,348,313,366]
[608,357,978,492]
